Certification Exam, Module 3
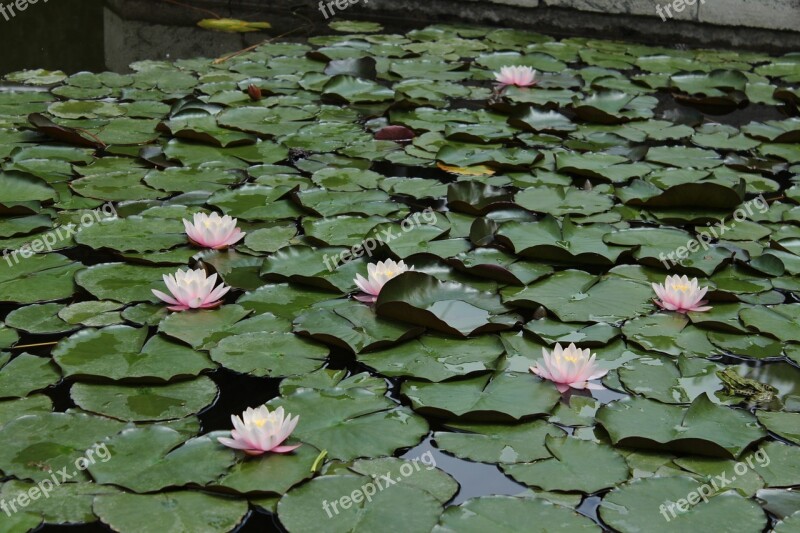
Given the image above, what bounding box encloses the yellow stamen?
[253,413,278,428]
[671,283,690,292]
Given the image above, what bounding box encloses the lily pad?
[600,476,767,533]
[596,394,767,458]
[0,352,61,398]
[70,376,218,422]
[401,371,561,421]
[94,491,248,533]
[87,426,236,492]
[433,420,565,464]
[376,272,517,337]
[53,326,214,381]
[268,371,428,461]
[359,334,503,382]
[0,412,125,481]
[434,495,600,532]
[210,331,328,377]
[502,435,630,493]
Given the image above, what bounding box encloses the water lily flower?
[494,65,537,87]
[530,343,608,393]
[152,268,230,311]
[354,259,413,303]
[183,212,245,249]
[652,274,711,313]
[218,405,300,456]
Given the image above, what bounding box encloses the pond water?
[0,0,339,76]
[1,2,799,533]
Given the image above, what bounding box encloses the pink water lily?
[152,268,230,311]
[494,65,537,87]
[354,259,413,303]
[218,405,300,456]
[530,343,608,393]
[183,212,245,249]
[652,274,711,313]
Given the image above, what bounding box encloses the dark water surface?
[0,0,340,76]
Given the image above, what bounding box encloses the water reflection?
[402,436,529,506]
[0,0,105,75]
[0,0,311,76]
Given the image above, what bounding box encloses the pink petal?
[271,444,302,453]
[152,289,179,305]
[243,448,267,456]
[355,293,378,303]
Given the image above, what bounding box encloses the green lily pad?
[755,411,800,444]
[504,269,654,322]
[434,495,600,532]
[0,253,82,304]
[278,474,443,533]
[210,331,328,377]
[0,352,61,399]
[496,216,633,266]
[4,302,73,334]
[0,394,52,427]
[329,20,384,33]
[359,334,503,382]
[58,300,124,327]
[216,444,320,495]
[158,304,256,349]
[269,371,428,461]
[433,420,565,464]
[75,263,178,303]
[401,371,561,421]
[739,304,800,342]
[618,355,722,404]
[0,480,118,525]
[74,216,186,253]
[0,412,126,481]
[600,476,767,533]
[596,394,767,458]
[53,326,214,381]
[376,272,517,337]
[237,283,338,320]
[70,376,218,421]
[502,435,630,493]
[94,491,248,533]
[516,186,615,216]
[747,441,800,488]
[294,300,422,354]
[87,426,236,492]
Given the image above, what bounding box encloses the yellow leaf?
[197,18,271,33]
[437,162,496,176]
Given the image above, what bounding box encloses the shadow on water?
[0,0,282,76]
[0,0,106,75]
[402,436,529,506]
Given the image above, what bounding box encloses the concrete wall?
[503,0,800,31]
[107,0,800,53]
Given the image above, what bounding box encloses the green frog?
[716,367,778,404]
